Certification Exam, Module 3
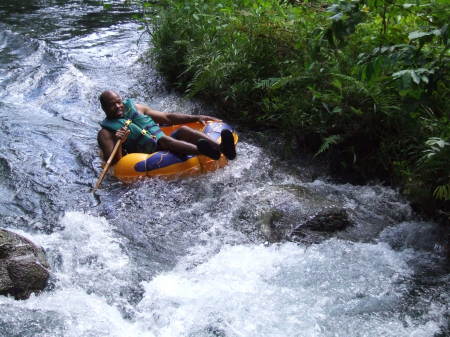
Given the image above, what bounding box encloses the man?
[97,90,236,164]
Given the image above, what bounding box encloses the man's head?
[99,90,124,119]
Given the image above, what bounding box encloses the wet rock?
[302,208,352,232]
[0,228,50,300]
[291,208,353,243]
[258,210,283,243]
[0,243,13,258]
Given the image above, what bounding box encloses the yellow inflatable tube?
[114,121,238,181]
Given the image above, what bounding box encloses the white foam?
[38,212,129,289]
[2,213,445,337]
[1,289,147,337]
[135,240,443,337]
[0,212,149,337]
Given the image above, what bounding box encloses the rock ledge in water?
[0,229,50,300]
[291,208,353,243]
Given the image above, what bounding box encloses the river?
[0,1,448,336]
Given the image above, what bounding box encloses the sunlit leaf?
[330,12,344,21]
[409,29,441,41]
[314,135,342,157]
[433,184,450,200]
[425,137,450,149]
[411,71,420,84]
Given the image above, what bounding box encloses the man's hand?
[197,115,221,125]
[115,126,130,142]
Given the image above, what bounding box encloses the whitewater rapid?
[0,1,448,336]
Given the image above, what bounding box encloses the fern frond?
[314,134,342,157]
[433,184,450,200]
[254,76,293,90]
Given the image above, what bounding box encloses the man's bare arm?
[136,103,220,125]
[97,128,128,165]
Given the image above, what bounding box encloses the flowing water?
[0,1,448,336]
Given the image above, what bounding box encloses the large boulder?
[0,229,50,300]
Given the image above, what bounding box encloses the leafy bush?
[140,0,450,219]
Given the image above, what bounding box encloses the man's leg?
[157,134,221,160]
[172,126,236,160]
[171,126,219,150]
[157,135,198,154]
[160,126,236,160]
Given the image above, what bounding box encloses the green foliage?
[418,136,450,201]
[315,135,343,157]
[141,0,449,216]
[434,184,450,201]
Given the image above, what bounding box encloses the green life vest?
[100,99,164,154]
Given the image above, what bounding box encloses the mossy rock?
[0,229,50,300]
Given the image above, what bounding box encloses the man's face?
[103,93,124,119]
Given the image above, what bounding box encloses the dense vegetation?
[137,0,449,221]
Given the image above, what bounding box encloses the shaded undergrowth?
[138,0,449,221]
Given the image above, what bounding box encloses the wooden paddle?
[93,120,131,192]
[93,139,123,192]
